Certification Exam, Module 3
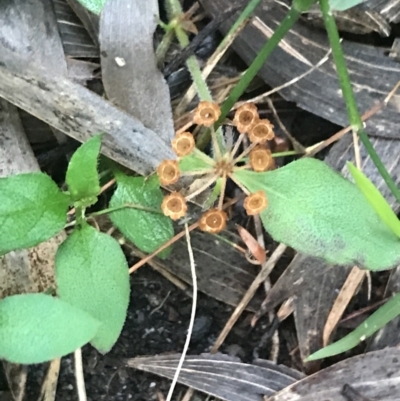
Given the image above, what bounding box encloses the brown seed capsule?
[244,191,268,216]
[198,209,227,234]
[171,132,195,157]
[193,101,221,127]
[161,192,187,220]
[157,160,180,186]
[248,119,275,144]
[233,103,259,134]
[249,146,275,172]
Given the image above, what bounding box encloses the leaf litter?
[2,0,398,401]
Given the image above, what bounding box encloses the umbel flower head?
[157,160,180,186]
[172,132,195,157]
[248,119,275,144]
[161,192,187,220]
[244,191,268,216]
[249,146,275,172]
[233,103,259,134]
[198,209,227,234]
[193,101,221,127]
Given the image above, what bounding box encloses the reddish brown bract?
[244,191,268,216]
[198,209,227,234]
[249,146,275,172]
[248,119,275,144]
[193,101,221,127]
[161,192,187,220]
[172,132,195,157]
[233,103,259,134]
[157,160,180,186]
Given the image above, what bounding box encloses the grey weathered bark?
[0,44,175,175]
[100,0,174,143]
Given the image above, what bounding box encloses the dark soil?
[49,266,274,401]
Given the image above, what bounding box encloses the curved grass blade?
[347,162,400,238]
[307,293,400,360]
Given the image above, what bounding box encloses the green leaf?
[109,174,174,258]
[0,293,100,364]
[55,223,130,353]
[179,150,214,174]
[76,0,107,14]
[307,293,400,360]
[347,162,400,238]
[233,158,400,271]
[66,134,102,208]
[328,0,367,11]
[0,173,70,254]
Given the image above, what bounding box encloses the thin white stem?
[166,223,197,401]
[210,127,222,161]
[229,132,245,162]
[218,174,227,210]
[232,141,258,165]
[185,174,218,201]
[193,148,215,165]
[74,348,87,401]
[181,168,214,176]
[176,120,194,135]
[228,173,250,195]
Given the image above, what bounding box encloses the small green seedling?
[0,293,100,364]
[1,0,398,366]
[0,134,174,363]
[307,293,400,360]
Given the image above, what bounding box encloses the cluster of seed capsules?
[157,101,276,234]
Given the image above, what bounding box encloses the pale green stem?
[319,0,400,203]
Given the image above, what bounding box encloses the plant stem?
[74,348,87,401]
[220,0,264,47]
[185,174,219,201]
[90,204,163,217]
[197,0,315,150]
[272,150,300,157]
[166,0,224,150]
[218,173,227,210]
[75,206,86,227]
[166,0,212,101]
[165,0,181,18]
[165,223,197,401]
[175,25,212,101]
[156,29,175,66]
[319,0,400,203]
[203,177,223,210]
[217,0,316,126]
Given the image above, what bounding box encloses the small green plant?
[155,102,400,272]
[0,134,174,363]
[6,0,396,367]
[2,118,398,365]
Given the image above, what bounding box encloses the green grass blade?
[217,1,313,125]
[347,162,400,238]
[198,0,317,150]
[307,293,400,360]
[329,0,367,11]
[319,0,400,204]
